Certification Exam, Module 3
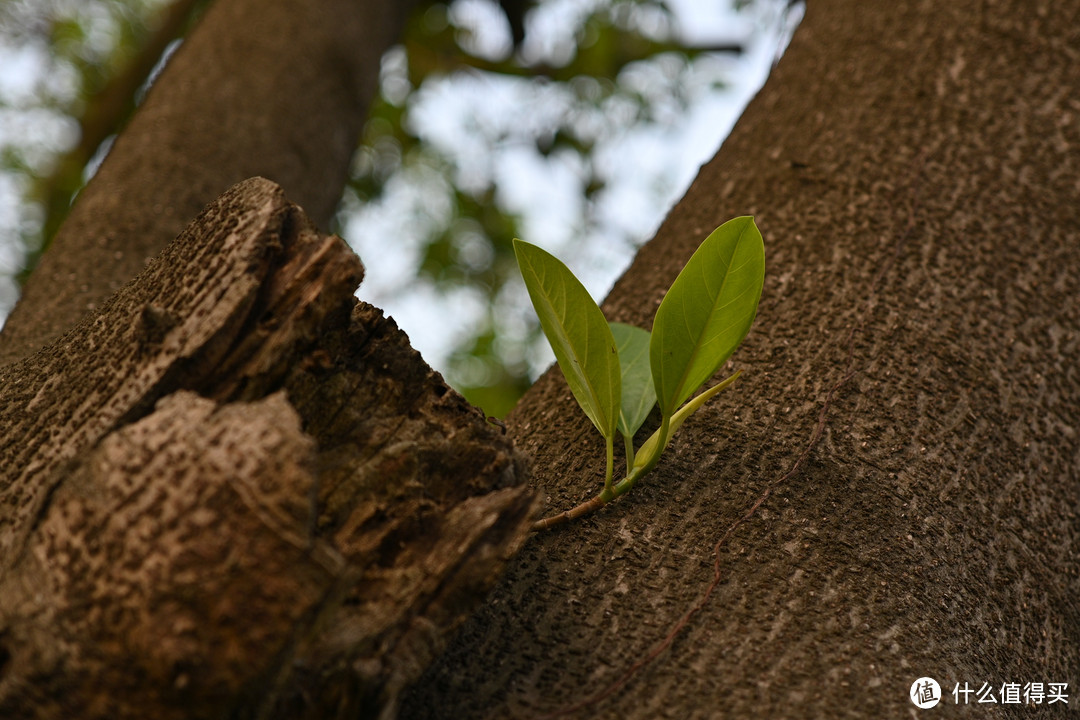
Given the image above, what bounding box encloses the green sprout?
[514,217,765,530]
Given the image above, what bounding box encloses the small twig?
[532,374,740,532]
[531,494,608,531]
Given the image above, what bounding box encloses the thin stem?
[603,436,615,495]
[532,494,608,531]
[622,431,635,471]
[532,414,672,531]
[650,413,671,469]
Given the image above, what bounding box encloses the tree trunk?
[400,0,1080,717]
[1,2,542,717]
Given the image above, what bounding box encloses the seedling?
[514,217,765,530]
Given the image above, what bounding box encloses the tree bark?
[0,178,536,719]
[0,0,419,366]
[400,0,1080,717]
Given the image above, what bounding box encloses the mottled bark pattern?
[0,179,535,719]
[4,391,340,719]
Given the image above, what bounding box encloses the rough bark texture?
[401,0,1080,717]
[0,0,418,366]
[0,178,536,719]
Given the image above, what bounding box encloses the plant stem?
[531,374,744,531]
[531,494,609,531]
[622,432,635,471]
[532,414,672,531]
[603,436,615,495]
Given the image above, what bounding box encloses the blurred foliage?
[0,0,207,289]
[341,0,749,416]
[0,0,758,417]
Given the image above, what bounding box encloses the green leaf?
[513,238,621,441]
[650,216,764,417]
[610,322,656,439]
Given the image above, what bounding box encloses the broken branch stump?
[0,177,537,719]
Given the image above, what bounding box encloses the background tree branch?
[0,0,420,366]
[27,0,209,272]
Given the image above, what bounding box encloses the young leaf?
[651,216,764,417]
[513,238,621,441]
[610,322,656,439]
